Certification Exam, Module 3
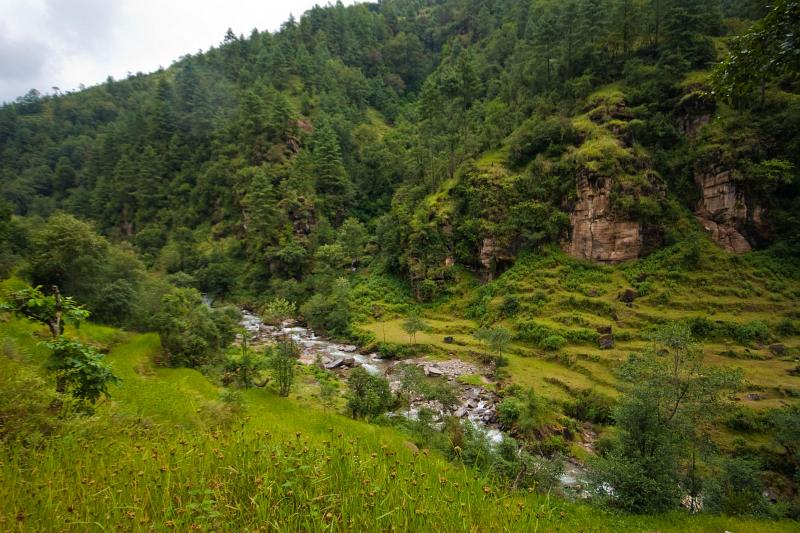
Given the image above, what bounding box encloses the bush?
[540,335,567,351]
[565,389,614,424]
[497,397,523,427]
[346,367,393,419]
[704,457,769,517]
[507,115,578,167]
[724,407,768,433]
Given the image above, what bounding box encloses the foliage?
[223,338,267,389]
[40,337,119,403]
[401,312,428,344]
[346,366,393,419]
[565,389,614,425]
[267,338,299,397]
[1,285,89,337]
[590,322,743,513]
[713,0,800,103]
[155,287,239,367]
[261,297,296,326]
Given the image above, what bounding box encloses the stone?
[443,336,455,344]
[404,441,419,455]
[596,325,612,335]
[598,334,614,349]
[769,344,786,356]
[746,393,765,401]
[454,407,467,418]
[342,357,356,367]
[324,358,345,370]
[424,366,443,377]
[619,288,637,304]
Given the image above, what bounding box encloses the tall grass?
[1,316,798,531]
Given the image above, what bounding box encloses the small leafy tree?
[397,364,426,414]
[1,285,89,337]
[474,327,512,360]
[155,287,239,367]
[1,285,118,403]
[318,378,339,412]
[590,322,742,512]
[261,297,295,326]
[41,337,119,401]
[224,333,267,389]
[402,312,427,344]
[346,367,393,419]
[268,337,299,397]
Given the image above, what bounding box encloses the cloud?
[0,0,360,103]
[43,0,120,56]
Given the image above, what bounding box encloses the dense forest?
[1,0,800,529]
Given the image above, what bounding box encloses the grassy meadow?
[1,296,799,530]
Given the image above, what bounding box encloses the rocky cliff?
[694,156,765,253]
[565,174,644,263]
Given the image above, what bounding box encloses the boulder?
[619,288,637,304]
[596,325,613,335]
[454,407,467,418]
[598,334,614,349]
[342,356,356,367]
[746,393,765,401]
[769,344,786,356]
[324,358,345,370]
[424,366,443,377]
[443,336,455,344]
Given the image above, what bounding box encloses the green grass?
[2,317,798,531]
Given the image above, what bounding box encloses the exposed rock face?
[674,90,715,138]
[694,158,765,253]
[564,175,643,263]
[478,237,514,280]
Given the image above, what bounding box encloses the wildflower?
[483,486,491,494]
[165,519,175,528]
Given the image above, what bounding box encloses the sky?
[0,0,358,104]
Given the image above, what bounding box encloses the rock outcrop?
[564,175,644,263]
[694,156,765,253]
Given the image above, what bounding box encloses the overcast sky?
[0,0,359,104]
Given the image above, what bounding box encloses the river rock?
[424,366,443,377]
[325,358,346,370]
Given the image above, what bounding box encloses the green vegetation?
[1,0,800,528]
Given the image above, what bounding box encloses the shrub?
[346,367,393,419]
[497,397,523,427]
[565,389,614,425]
[540,335,567,351]
[507,115,578,167]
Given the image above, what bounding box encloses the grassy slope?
[1,312,798,531]
[358,243,800,409]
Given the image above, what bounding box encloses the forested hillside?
[2,0,800,528]
[2,0,798,302]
